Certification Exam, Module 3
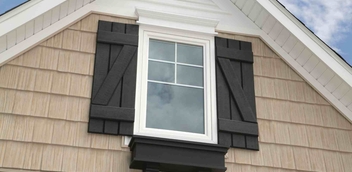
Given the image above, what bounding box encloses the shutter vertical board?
[240,41,258,150]
[108,23,124,108]
[229,61,242,120]
[216,37,259,150]
[217,64,232,147]
[242,64,255,112]
[216,38,232,147]
[245,136,259,150]
[110,45,123,68]
[232,134,246,148]
[89,119,104,133]
[92,43,110,98]
[241,41,256,115]
[92,21,112,98]
[108,83,122,106]
[229,39,246,148]
[120,51,137,135]
[88,20,138,136]
[88,21,112,134]
[110,22,124,69]
[119,24,138,136]
[104,120,119,134]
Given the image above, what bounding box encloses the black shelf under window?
[129,136,229,172]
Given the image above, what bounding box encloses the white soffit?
[0,0,95,65]
[230,0,352,121]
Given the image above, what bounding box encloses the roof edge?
[270,0,352,71]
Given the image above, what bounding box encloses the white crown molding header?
[135,8,219,35]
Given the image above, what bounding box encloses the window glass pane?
[148,61,175,82]
[149,39,175,62]
[177,65,203,87]
[146,82,204,134]
[177,43,203,66]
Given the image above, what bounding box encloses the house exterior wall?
[218,33,352,172]
[0,14,351,172]
[0,14,139,172]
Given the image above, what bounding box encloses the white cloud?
[279,0,352,51]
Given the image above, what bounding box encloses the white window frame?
[134,25,218,144]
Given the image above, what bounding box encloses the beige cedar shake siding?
[0,14,139,172]
[0,13,351,172]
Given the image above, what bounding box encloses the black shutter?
[88,21,138,136]
[215,37,259,150]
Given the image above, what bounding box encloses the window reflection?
[148,61,175,82]
[149,39,175,62]
[177,65,203,86]
[177,43,203,66]
[146,83,204,134]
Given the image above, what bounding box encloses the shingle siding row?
[0,14,351,172]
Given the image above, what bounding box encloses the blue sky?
[279,0,352,66]
[0,0,351,66]
[0,0,27,14]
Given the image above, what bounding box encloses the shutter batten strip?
[90,105,135,121]
[216,46,253,63]
[92,43,110,98]
[97,31,138,45]
[218,118,258,136]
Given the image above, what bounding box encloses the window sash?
[134,25,217,144]
[146,39,205,134]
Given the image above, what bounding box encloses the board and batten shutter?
[215,37,259,150]
[88,21,138,136]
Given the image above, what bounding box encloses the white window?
[134,25,217,144]
[147,39,205,133]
